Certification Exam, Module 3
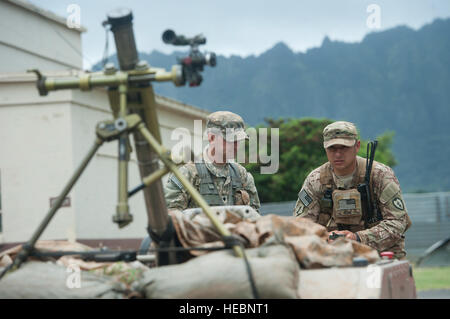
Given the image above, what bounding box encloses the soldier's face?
[209,133,238,163]
[326,141,360,174]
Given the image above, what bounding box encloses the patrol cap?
[206,111,248,142]
[323,121,358,148]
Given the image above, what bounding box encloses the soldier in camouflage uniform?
[293,121,411,259]
[164,111,261,212]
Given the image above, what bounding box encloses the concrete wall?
[0,79,76,242]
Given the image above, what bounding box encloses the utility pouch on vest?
[195,162,225,206]
[320,188,333,209]
[234,189,250,205]
[332,189,363,225]
[194,162,243,206]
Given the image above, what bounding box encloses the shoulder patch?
[299,189,313,207]
[380,181,400,204]
[169,175,183,190]
[392,197,405,211]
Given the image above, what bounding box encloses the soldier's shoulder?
[302,163,326,193]
[232,161,252,177]
[231,162,258,188]
[306,163,327,182]
[371,160,397,181]
[176,162,198,177]
[166,162,199,190]
[369,160,403,196]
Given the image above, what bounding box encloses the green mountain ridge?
[93,18,450,193]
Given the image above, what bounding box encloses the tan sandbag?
[182,205,261,222]
[0,261,133,299]
[137,244,300,299]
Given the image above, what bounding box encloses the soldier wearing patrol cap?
[293,121,411,259]
[164,111,261,211]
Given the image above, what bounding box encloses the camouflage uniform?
[293,121,411,259]
[164,111,261,212]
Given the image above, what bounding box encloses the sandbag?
[137,244,300,299]
[0,261,132,299]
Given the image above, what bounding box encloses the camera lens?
[205,52,217,67]
[162,30,176,44]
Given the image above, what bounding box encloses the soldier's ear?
[208,132,215,143]
[355,140,361,152]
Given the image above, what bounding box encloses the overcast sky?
[30,0,450,69]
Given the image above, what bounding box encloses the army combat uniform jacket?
[293,156,411,259]
[164,150,261,212]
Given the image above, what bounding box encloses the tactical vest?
[318,156,380,232]
[194,161,243,206]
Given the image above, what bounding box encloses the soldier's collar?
[203,147,230,177]
[331,165,359,188]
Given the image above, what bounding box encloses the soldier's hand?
[337,230,357,241]
[328,230,357,242]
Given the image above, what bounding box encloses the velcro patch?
[338,199,356,210]
[299,189,313,207]
[170,175,183,190]
[380,181,400,204]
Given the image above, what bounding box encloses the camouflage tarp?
[169,208,380,268]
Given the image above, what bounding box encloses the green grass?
[413,266,450,291]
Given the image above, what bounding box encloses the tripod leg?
[135,123,244,258]
[114,84,132,228]
[114,133,132,228]
[0,138,104,280]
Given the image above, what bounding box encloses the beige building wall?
[0,0,85,72]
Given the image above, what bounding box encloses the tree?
[244,118,397,203]
[358,131,397,168]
